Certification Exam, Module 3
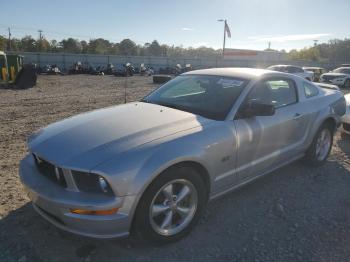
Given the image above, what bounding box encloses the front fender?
[92,121,235,198]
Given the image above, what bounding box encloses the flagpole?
[223,19,226,57]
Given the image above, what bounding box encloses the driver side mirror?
[240,101,275,118]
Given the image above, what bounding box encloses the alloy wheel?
[315,129,331,161]
[149,179,198,236]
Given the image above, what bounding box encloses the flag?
[225,21,231,38]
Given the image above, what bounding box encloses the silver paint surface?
[20,68,345,238]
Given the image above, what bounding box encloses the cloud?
[248,33,331,43]
[181,27,194,31]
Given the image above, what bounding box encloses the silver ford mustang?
[20,68,345,243]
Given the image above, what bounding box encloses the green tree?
[0,35,6,51]
[21,36,36,52]
[80,40,88,53]
[147,40,162,56]
[88,38,111,54]
[119,39,137,55]
[60,38,82,53]
[50,40,60,52]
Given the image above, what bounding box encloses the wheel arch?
[129,160,211,234]
[322,116,337,133]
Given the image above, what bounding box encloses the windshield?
[333,68,350,74]
[142,75,248,120]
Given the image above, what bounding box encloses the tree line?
[1,34,349,62]
[0,35,221,58]
[288,39,350,62]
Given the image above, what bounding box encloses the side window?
[294,67,304,73]
[303,81,319,98]
[247,79,297,108]
[285,67,294,73]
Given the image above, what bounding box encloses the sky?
[1,0,350,51]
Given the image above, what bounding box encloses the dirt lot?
[1,75,350,262]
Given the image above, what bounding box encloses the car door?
[233,77,306,182]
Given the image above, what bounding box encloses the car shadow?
[1,160,350,261]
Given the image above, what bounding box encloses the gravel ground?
[1,75,350,262]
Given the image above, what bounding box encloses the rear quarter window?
[303,82,319,98]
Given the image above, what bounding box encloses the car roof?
[268,64,301,68]
[183,67,277,79]
[303,67,324,69]
[335,67,350,70]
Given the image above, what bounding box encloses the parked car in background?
[320,67,350,88]
[303,67,327,82]
[20,68,345,243]
[267,65,314,81]
[315,82,340,91]
[341,93,350,135]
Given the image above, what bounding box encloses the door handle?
[293,113,303,120]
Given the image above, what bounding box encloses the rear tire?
[304,124,333,166]
[133,166,207,244]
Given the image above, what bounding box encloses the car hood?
[28,102,211,170]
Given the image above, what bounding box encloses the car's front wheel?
[133,166,207,243]
[304,124,333,166]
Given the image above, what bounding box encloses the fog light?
[70,208,118,216]
[99,176,109,193]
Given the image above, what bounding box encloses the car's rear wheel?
[133,166,207,243]
[344,79,350,88]
[304,124,333,166]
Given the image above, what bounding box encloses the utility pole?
[268,42,271,50]
[38,29,43,51]
[7,27,11,51]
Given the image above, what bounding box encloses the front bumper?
[19,155,137,239]
[321,78,346,86]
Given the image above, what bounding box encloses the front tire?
[304,124,333,166]
[133,166,207,243]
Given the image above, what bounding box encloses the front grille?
[33,154,67,187]
[343,123,350,132]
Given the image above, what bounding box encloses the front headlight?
[71,171,114,196]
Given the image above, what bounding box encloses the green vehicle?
[0,51,36,88]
